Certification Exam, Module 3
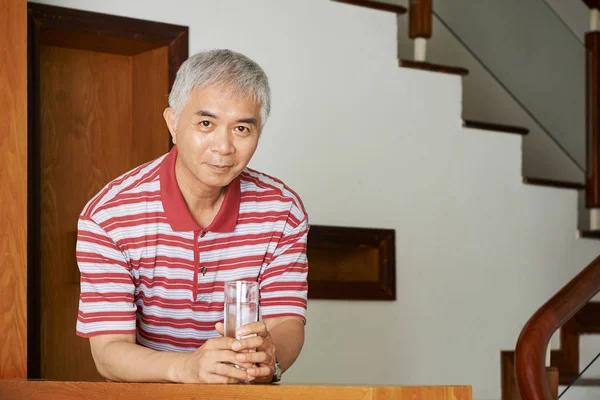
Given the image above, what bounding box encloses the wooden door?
[0,0,28,380]
[28,3,187,381]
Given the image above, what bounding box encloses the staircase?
[330,1,600,399]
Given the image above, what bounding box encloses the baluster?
[585,2,600,228]
[409,0,432,62]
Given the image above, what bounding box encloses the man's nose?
[211,127,235,155]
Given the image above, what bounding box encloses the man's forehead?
[190,83,258,103]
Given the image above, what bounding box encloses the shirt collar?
[159,146,240,233]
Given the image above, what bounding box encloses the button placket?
[199,230,207,276]
[192,231,200,301]
[193,230,208,301]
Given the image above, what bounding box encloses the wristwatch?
[271,360,282,383]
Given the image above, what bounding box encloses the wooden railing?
[514,255,600,400]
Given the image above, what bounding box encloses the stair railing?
[515,255,600,400]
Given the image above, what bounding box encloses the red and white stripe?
[76,150,309,352]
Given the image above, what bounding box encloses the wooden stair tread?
[398,60,469,76]
[573,378,600,386]
[463,120,529,135]
[522,177,585,190]
[560,376,600,386]
[582,0,600,10]
[578,230,600,239]
[331,0,407,14]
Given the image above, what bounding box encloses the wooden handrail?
[515,255,600,400]
[586,32,600,209]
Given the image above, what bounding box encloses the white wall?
[545,0,589,42]
[34,1,600,399]
[430,0,587,179]
[385,0,585,183]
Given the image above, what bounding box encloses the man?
[75,49,308,384]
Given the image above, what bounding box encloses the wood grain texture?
[308,246,380,281]
[0,0,28,379]
[556,319,579,382]
[515,255,600,400]
[409,0,433,39]
[500,303,600,393]
[0,381,471,400]
[28,3,187,56]
[27,4,188,377]
[331,0,407,14]
[307,225,395,300]
[168,28,188,93]
[39,45,135,381]
[372,385,471,400]
[586,32,600,207]
[501,353,560,400]
[398,60,469,76]
[501,351,519,400]
[547,367,558,400]
[132,46,171,163]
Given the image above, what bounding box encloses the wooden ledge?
[399,59,469,76]
[331,0,407,14]
[522,177,585,190]
[0,381,472,400]
[463,120,529,135]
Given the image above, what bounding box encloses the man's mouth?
[208,164,232,173]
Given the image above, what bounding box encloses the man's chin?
[201,170,238,189]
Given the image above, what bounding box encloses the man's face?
[164,84,262,191]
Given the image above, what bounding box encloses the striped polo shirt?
[75,146,309,352]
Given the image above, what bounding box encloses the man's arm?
[264,316,305,373]
[89,332,254,383]
[239,210,309,382]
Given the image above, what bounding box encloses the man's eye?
[201,121,211,127]
[236,126,249,133]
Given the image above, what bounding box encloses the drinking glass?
[224,281,259,339]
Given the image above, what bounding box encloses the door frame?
[27,2,188,378]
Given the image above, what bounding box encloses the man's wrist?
[166,352,188,383]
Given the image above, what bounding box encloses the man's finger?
[215,322,225,336]
[233,335,265,351]
[204,336,237,350]
[235,350,270,365]
[237,321,268,337]
[203,372,243,384]
[208,349,255,370]
[211,362,255,382]
[247,365,273,378]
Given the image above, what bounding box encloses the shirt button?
[200,231,206,238]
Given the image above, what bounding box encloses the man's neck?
[175,156,226,227]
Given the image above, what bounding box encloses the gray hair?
[168,49,271,127]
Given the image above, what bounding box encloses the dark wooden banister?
[515,255,600,400]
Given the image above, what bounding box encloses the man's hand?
[170,335,255,384]
[232,321,277,383]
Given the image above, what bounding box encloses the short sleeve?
[259,216,309,323]
[76,215,137,337]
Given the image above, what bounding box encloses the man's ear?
[163,108,177,145]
